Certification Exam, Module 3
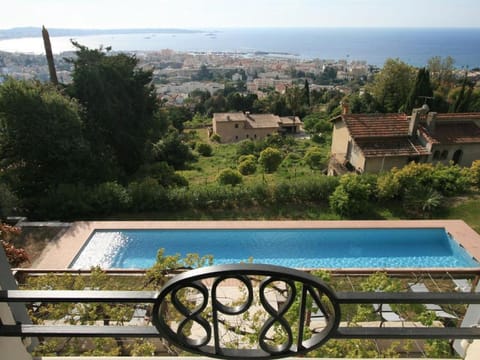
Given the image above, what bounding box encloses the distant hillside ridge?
[0,27,202,40]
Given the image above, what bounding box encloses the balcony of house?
[2,249,480,360]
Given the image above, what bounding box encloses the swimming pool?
[69,228,479,269]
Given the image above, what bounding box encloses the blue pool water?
[70,228,479,269]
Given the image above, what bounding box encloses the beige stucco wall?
[430,143,480,167]
[213,120,278,143]
[364,156,411,173]
[330,120,350,161]
[349,142,365,171]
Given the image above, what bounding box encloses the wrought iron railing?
[2,264,480,359]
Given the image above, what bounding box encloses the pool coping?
[32,220,480,270]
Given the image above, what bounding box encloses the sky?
[1,0,479,30]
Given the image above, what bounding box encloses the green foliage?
[145,248,213,287]
[0,78,89,200]
[391,162,470,198]
[37,183,93,219]
[129,340,156,356]
[238,158,257,175]
[368,58,416,112]
[196,142,213,157]
[470,160,480,187]
[0,183,18,219]
[152,128,195,169]
[302,112,332,134]
[259,147,283,173]
[217,168,243,186]
[67,42,158,176]
[304,147,327,170]
[127,178,167,212]
[90,182,130,215]
[403,184,443,218]
[236,139,256,156]
[405,67,433,113]
[329,174,375,217]
[210,132,221,142]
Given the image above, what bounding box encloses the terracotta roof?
[419,122,480,145]
[355,137,430,157]
[335,113,409,138]
[214,112,302,129]
[213,112,248,122]
[435,113,480,121]
[279,116,301,125]
[245,114,281,129]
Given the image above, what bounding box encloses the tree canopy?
[0,79,89,200]
[67,42,158,177]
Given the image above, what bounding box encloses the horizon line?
[2,25,480,31]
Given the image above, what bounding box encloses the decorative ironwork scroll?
[152,264,340,359]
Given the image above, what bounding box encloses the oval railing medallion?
[152,264,340,359]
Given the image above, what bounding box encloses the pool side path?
[32,220,480,270]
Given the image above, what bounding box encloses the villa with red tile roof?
[329,104,480,174]
[212,112,302,143]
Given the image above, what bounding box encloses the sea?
[1,27,480,68]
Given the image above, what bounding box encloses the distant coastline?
[1,27,479,68]
[0,27,202,40]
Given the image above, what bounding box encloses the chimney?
[409,105,429,136]
[341,100,350,115]
[426,111,437,133]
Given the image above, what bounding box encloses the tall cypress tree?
[303,79,310,107]
[405,68,433,113]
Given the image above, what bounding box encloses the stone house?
[329,104,480,174]
[212,112,302,143]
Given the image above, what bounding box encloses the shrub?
[258,147,283,173]
[210,133,221,143]
[329,174,374,217]
[238,158,257,175]
[376,172,401,200]
[238,154,256,163]
[128,178,167,212]
[90,182,130,215]
[471,160,480,187]
[0,183,18,219]
[304,147,326,170]
[217,168,243,186]
[36,183,93,219]
[196,142,213,157]
[236,139,255,156]
[293,177,339,202]
[403,184,443,218]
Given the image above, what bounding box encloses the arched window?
[453,149,463,165]
[433,150,441,160]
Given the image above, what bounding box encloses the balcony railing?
[2,263,480,359]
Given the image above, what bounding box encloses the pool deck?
[32,220,480,270]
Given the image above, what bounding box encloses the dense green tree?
[329,174,375,217]
[258,147,283,173]
[0,79,89,200]
[427,56,456,94]
[67,42,158,177]
[368,58,416,113]
[349,91,381,113]
[303,79,310,107]
[152,128,194,170]
[450,72,473,113]
[404,68,434,113]
[217,168,243,186]
[286,85,306,116]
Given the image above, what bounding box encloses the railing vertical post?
[0,244,35,358]
[453,280,480,358]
